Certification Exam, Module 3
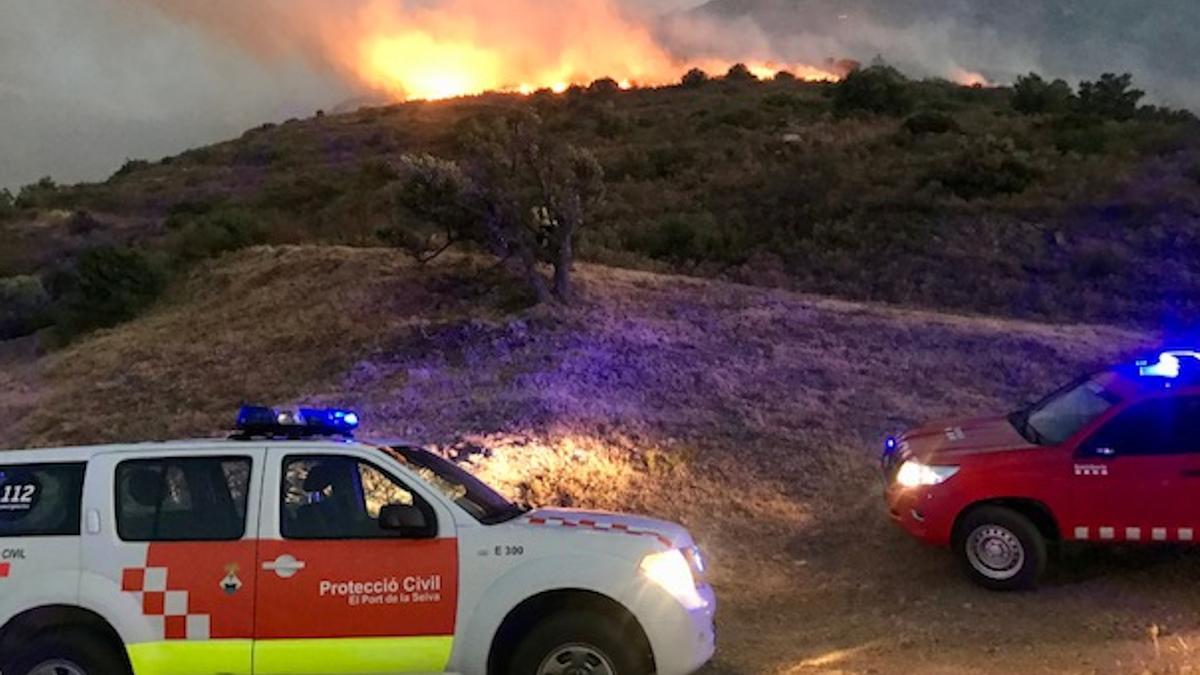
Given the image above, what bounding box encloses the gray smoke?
[667,0,1200,109]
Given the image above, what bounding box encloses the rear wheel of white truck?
[2,629,129,675]
[509,609,652,675]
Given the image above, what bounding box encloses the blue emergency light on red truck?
[884,350,1200,590]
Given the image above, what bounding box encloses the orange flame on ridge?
[344,0,840,101]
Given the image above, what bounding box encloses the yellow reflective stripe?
[127,640,252,675]
[253,636,454,674]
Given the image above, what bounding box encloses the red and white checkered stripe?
[121,566,210,640]
[526,516,673,548]
[1072,526,1195,542]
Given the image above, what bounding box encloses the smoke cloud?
[2,0,1197,191]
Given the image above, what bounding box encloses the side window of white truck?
[115,457,252,541]
[280,455,432,539]
[0,463,86,537]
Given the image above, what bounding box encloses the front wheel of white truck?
[508,609,653,675]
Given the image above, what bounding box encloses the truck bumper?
[638,583,716,675]
[886,483,957,548]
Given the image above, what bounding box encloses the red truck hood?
[900,415,1035,461]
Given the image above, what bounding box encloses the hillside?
[2,72,1199,343]
[9,245,1200,673]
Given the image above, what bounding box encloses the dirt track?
[3,247,1195,674]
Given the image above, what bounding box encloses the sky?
[1,0,1196,192]
[0,0,704,191]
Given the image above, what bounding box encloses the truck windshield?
[1012,375,1120,445]
[382,446,526,524]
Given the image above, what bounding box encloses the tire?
[508,609,652,675]
[1,629,129,675]
[954,505,1047,591]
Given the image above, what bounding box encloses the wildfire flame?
[345,0,842,101]
[134,0,846,102]
[951,67,990,88]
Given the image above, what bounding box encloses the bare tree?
[391,112,603,304]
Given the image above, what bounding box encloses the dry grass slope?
[6,246,1198,673]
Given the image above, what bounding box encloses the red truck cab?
[883,350,1200,590]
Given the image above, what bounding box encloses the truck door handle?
[263,554,306,579]
[1181,469,1200,478]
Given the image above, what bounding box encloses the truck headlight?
[640,549,705,610]
[895,460,959,488]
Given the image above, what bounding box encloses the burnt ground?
[4,246,1197,674]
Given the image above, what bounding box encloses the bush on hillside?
[166,209,266,263]
[1053,123,1111,155]
[112,158,150,179]
[0,275,50,340]
[928,141,1040,200]
[0,189,16,222]
[1076,73,1144,121]
[1011,73,1074,115]
[681,68,709,88]
[1071,242,1129,280]
[832,66,914,117]
[588,77,622,96]
[15,177,59,210]
[52,246,166,340]
[725,63,757,83]
[631,212,746,266]
[256,174,343,213]
[903,111,960,135]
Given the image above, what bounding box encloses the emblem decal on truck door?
[1074,464,1109,476]
[220,563,243,595]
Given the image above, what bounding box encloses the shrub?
[167,198,222,219]
[1011,73,1073,115]
[1076,73,1144,121]
[233,143,281,167]
[66,210,105,235]
[112,158,150,179]
[833,66,914,117]
[53,247,166,339]
[588,77,622,96]
[634,213,742,265]
[774,70,797,82]
[1049,114,1110,154]
[256,174,343,213]
[15,176,58,209]
[0,275,50,340]
[0,189,16,222]
[592,106,631,139]
[166,209,266,263]
[929,144,1040,200]
[681,68,709,88]
[903,111,960,135]
[1071,242,1129,280]
[725,63,757,83]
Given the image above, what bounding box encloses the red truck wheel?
[954,505,1047,591]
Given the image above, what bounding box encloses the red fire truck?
[884,350,1200,590]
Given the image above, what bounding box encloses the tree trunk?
[524,256,553,305]
[553,225,574,303]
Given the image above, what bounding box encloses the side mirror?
[379,503,436,539]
